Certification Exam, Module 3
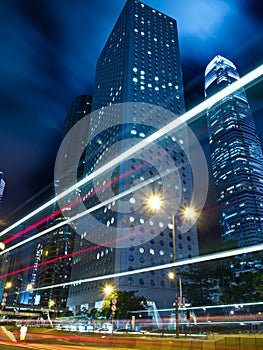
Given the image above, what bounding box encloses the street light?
[147,196,196,338]
[5,282,12,289]
[1,281,12,311]
[48,299,55,309]
[103,284,116,333]
[26,284,33,291]
[48,300,56,328]
[104,284,114,297]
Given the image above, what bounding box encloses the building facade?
[37,95,92,309]
[67,0,199,314]
[205,55,263,247]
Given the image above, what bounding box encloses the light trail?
[33,242,263,292]
[1,64,262,238]
[1,140,177,246]
[132,301,263,313]
[0,170,171,256]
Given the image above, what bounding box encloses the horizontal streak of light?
[2,140,173,246]
[0,171,167,256]
[131,301,263,313]
[188,321,263,325]
[1,64,262,238]
[33,243,263,292]
[2,209,62,245]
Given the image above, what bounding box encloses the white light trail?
[1,64,262,238]
[33,242,263,292]
[128,301,263,313]
[0,172,166,255]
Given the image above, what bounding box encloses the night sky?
[0,0,262,231]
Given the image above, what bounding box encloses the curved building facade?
[67,0,199,314]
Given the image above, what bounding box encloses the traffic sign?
[111,298,117,305]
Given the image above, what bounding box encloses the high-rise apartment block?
[67,0,199,313]
[205,55,263,247]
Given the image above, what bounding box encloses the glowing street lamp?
[103,284,116,332]
[5,282,12,289]
[104,284,114,297]
[147,195,162,211]
[1,281,12,311]
[48,300,55,309]
[26,284,33,291]
[147,195,196,338]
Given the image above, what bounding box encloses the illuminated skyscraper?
[67,0,199,315]
[0,171,6,203]
[205,55,263,247]
[63,95,92,137]
[37,95,92,309]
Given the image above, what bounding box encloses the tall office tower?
[205,55,263,247]
[37,219,75,309]
[63,95,92,137]
[0,171,6,203]
[37,96,92,309]
[67,0,199,314]
[19,241,43,305]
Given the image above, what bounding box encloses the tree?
[182,262,216,306]
[182,252,263,307]
[100,290,147,320]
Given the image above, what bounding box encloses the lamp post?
[103,284,116,333]
[147,195,196,338]
[48,299,56,328]
[1,281,12,311]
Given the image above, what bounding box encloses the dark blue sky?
[0,0,262,220]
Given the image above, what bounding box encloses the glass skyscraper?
[67,0,199,314]
[205,55,263,247]
[0,171,5,204]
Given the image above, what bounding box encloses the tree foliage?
[100,290,147,320]
[181,252,263,306]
